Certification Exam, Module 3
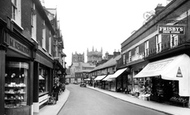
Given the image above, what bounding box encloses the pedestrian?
[52,83,60,104]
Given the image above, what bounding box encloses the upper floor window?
[135,46,139,55]
[42,21,46,50]
[144,41,149,57]
[128,51,132,62]
[170,34,178,48]
[156,34,162,53]
[31,3,37,41]
[48,32,52,55]
[123,54,125,65]
[11,0,21,26]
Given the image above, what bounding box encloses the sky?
[42,0,170,66]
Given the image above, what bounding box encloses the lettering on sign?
[9,37,30,56]
[158,25,185,35]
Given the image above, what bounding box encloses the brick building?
[120,0,190,107]
[0,0,66,115]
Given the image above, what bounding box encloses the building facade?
[120,0,190,107]
[0,0,66,115]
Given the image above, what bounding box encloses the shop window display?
[131,78,152,100]
[5,62,28,108]
[39,67,48,95]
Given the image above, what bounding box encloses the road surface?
[58,84,169,115]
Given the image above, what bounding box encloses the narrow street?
[58,84,169,115]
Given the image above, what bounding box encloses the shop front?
[94,75,107,89]
[0,19,36,115]
[33,50,53,113]
[134,54,190,107]
[53,59,66,91]
[108,68,128,92]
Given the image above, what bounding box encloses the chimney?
[155,4,165,15]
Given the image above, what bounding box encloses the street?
[58,84,169,115]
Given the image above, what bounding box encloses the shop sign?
[158,25,185,35]
[9,37,30,57]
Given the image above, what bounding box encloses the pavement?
[34,89,70,115]
[36,85,190,115]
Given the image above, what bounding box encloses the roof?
[91,55,121,72]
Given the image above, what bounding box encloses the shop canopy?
[84,78,90,81]
[108,68,127,79]
[102,74,114,81]
[134,54,190,96]
[39,75,44,80]
[94,75,107,81]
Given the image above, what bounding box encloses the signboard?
[9,36,30,57]
[158,25,185,35]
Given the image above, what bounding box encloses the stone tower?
[72,52,85,63]
[87,47,103,65]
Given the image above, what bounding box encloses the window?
[11,0,21,26]
[42,21,46,50]
[39,66,48,95]
[49,36,52,55]
[5,62,29,108]
[123,54,125,65]
[31,3,37,41]
[156,34,162,53]
[144,41,149,56]
[129,51,132,62]
[170,34,178,48]
[135,46,139,55]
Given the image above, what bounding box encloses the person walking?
[52,83,60,104]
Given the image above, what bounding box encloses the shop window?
[39,67,48,95]
[5,62,29,108]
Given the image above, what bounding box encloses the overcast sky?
[43,0,170,66]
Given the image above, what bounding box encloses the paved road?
[58,84,169,115]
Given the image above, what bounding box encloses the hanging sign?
[176,67,183,77]
[158,25,185,35]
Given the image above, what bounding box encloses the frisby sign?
[158,25,185,35]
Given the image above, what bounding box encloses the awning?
[134,54,190,96]
[84,78,90,81]
[94,75,107,81]
[102,74,114,81]
[39,75,44,80]
[109,68,127,79]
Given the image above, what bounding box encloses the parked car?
[80,82,86,87]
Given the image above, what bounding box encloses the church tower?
[72,52,85,63]
[87,47,103,65]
